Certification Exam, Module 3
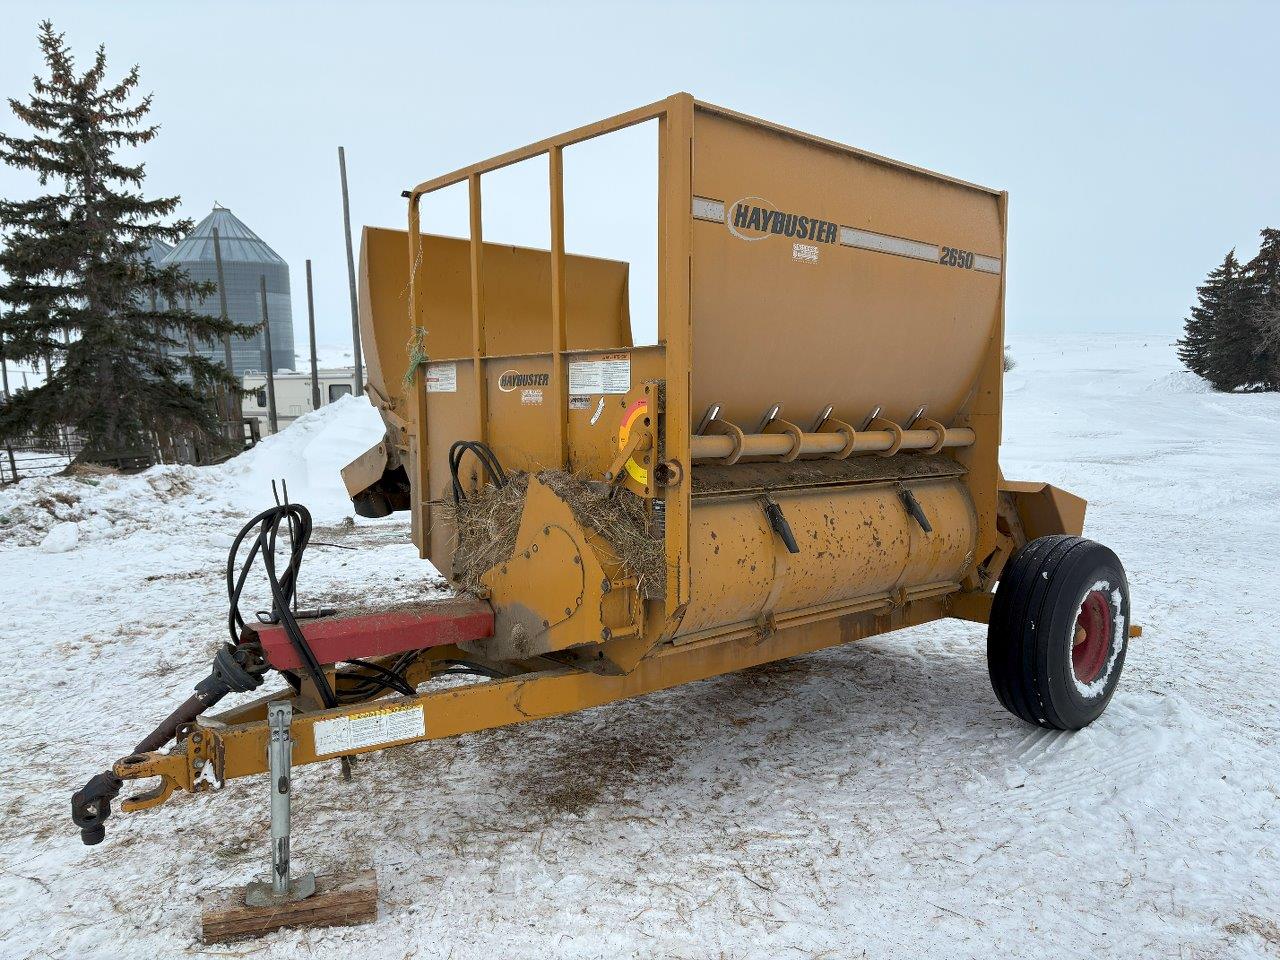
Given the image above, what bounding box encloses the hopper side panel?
[690,110,1004,430]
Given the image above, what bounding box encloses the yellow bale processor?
[73,95,1131,873]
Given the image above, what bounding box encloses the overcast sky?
[2,0,1277,353]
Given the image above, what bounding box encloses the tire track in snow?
[1012,726,1072,765]
[997,700,1181,814]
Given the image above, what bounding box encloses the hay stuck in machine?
[72,95,1134,937]
[442,467,664,602]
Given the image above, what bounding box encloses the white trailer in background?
[241,368,359,435]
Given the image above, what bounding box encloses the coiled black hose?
[448,440,507,504]
[225,501,337,709]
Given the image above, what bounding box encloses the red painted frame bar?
[251,597,494,670]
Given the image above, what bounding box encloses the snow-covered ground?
[0,334,1277,959]
[310,342,360,371]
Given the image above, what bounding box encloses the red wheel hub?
[1072,589,1113,684]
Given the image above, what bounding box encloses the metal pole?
[184,294,197,367]
[306,260,321,410]
[338,146,364,395]
[59,327,71,452]
[244,701,315,906]
[149,290,162,359]
[0,332,11,399]
[0,335,14,482]
[212,227,237,424]
[260,276,279,435]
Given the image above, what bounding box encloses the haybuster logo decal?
[728,197,838,245]
[498,369,550,392]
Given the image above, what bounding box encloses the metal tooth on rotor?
[859,405,882,432]
[695,402,721,435]
[811,405,834,432]
[756,403,781,433]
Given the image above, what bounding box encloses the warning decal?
[313,703,426,757]
[426,362,457,393]
[569,353,630,395]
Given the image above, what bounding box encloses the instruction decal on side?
[521,388,543,405]
[426,362,457,393]
[568,353,630,395]
[313,703,425,757]
[568,395,591,410]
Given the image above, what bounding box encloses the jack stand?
[200,701,378,944]
[244,701,316,906]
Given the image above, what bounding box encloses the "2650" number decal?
[940,246,976,269]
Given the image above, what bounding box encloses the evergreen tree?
[0,22,254,462]
[1177,250,1245,390]
[1239,227,1280,390]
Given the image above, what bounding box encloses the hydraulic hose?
[226,502,336,709]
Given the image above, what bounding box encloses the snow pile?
[0,465,206,548]
[217,392,386,518]
[1144,368,1214,393]
[0,393,387,549]
[39,520,80,553]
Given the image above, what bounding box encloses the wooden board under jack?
[200,869,378,944]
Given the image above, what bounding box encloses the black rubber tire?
[987,535,1130,730]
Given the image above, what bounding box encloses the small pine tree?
[1239,227,1280,390]
[1178,250,1244,390]
[0,22,255,463]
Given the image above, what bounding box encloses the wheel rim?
[1072,590,1112,684]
